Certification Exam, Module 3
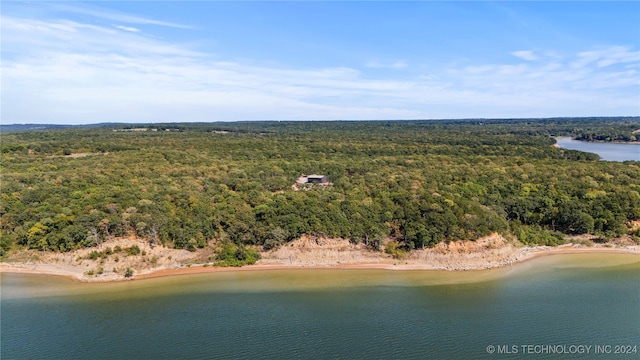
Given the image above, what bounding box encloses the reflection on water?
[2,254,639,360]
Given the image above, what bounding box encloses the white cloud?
[496,64,528,76]
[596,47,640,67]
[572,46,640,69]
[511,50,539,61]
[114,25,140,33]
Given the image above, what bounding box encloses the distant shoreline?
[554,136,640,162]
[556,136,640,145]
[2,242,638,283]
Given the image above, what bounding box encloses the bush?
[0,234,14,257]
[124,267,134,278]
[517,226,565,246]
[127,245,141,256]
[215,242,261,267]
[385,241,406,259]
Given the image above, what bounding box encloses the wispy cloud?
[1,11,638,123]
[572,46,640,69]
[1,16,199,57]
[53,3,192,29]
[511,50,539,61]
[114,25,140,33]
[365,60,408,69]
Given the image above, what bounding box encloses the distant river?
[2,254,639,359]
[555,137,639,161]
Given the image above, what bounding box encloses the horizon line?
[3,115,640,127]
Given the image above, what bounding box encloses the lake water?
[555,137,639,162]
[2,253,639,359]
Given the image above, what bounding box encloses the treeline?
[1,118,639,256]
[575,130,638,142]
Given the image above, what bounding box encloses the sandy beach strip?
[137,246,640,280]
[1,243,638,283]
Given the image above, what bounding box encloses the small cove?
[555,137,639,162]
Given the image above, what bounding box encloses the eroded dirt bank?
[1,234,638,282]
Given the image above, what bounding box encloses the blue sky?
[2,1,639,124]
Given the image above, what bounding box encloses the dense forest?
[1,117,639,258]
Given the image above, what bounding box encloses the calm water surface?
[555,137,639,162]
[2,254,639,359]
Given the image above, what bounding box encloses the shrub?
[124,268,134,278]
[215,242,261,267]
[385,241,406,259]
[516,226,565,246]
[0,234,14,257]
[127,245,141,256]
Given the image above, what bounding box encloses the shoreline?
[554,136,640,145]
[139,246,640,280]
[2,243,638,283]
